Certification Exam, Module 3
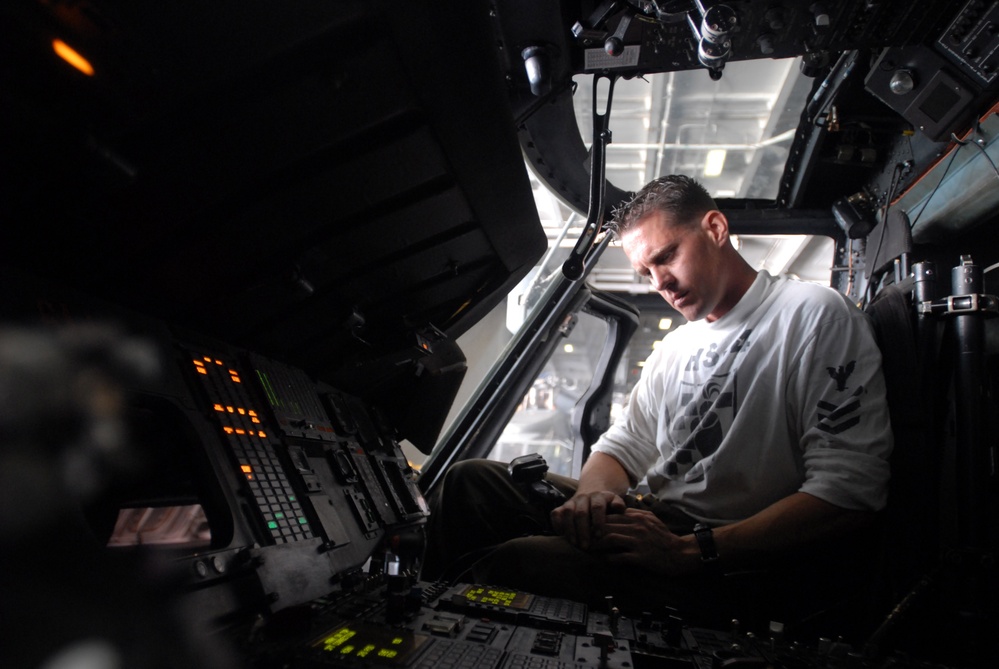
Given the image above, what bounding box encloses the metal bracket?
[918,293,999,316]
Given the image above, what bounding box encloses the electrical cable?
[964,136,999,181]
[962,116,999,182]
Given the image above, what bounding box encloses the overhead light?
[658,318,673,330]
[53,38,94,76]
[563,344,574,353]
[703,149,726,177]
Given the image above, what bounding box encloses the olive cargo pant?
[421,459,876,633]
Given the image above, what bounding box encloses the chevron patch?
[816,398,861,435]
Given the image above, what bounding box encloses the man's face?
[620,209,728,322]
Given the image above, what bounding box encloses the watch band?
[693,523,719,564]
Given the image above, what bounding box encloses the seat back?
[865,283,941,618]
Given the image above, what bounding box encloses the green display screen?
[455,585,533,610]
[312,622,428,666]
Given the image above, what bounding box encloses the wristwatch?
[693,523,719,566]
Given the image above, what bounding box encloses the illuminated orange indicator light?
[223,426,235,434]
[53,39,94,76]
[235,428,246,435]
[193,360,205,367]
[240,465,252,474]
[197,367,207,375]
[248,410,258,417]
[237,408,246,415]
[226,406,234,413]
[213,404,224,412]
[258,431,267,438]
[251,417,260,424]
[215,359,223,365]
[204,356,212,362]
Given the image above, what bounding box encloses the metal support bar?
[562,73,616,281]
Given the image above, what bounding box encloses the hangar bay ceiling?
[530,58,836,297]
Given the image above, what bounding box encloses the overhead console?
[865,2,999,142]
[488,0,956,215]
[568,0,943,78]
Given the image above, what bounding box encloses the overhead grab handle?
[562,72,616,281]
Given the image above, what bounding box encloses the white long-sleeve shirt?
[592,271,893,525]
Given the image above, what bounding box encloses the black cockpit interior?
[2,1,998,668]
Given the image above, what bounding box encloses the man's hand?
[594,508,700,576]
[550,490,626,550]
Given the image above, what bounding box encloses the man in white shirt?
[423,175,893,626]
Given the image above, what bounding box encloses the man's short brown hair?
[609,175,717,236]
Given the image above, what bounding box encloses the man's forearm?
[575,452,632,496]
[712,491,874,564]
